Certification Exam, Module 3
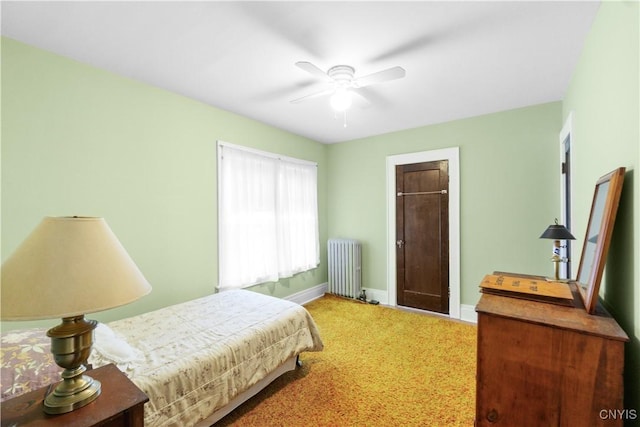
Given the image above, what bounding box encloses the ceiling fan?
[290,61,406,112]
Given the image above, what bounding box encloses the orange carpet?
[217,294,477,426]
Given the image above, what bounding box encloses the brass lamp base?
[44,315,101,414]
[43,366,101,414]
[546,253,571,283]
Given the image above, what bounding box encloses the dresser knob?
[486,409,499,423]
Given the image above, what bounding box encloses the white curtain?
[218,143,319,290]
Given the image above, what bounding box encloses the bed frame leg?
[296,355,302,367]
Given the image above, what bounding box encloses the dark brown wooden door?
[396,160,449,313]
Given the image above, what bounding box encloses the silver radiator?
[327,238,362,298]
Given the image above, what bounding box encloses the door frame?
[559,112,574,280]
[386,147,460,319]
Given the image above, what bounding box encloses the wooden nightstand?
[1,364,148,427]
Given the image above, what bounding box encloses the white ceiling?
[1,1,600,144]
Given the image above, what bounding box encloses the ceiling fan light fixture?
[330,87,352,112]
[292,61,404,116]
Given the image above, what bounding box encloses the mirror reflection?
[577,181,609,290]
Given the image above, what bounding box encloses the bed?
[1,289,324,426]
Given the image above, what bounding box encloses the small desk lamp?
[539,218,576,281]
[1,216,151,414]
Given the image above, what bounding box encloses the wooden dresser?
[475,280,628,426]
[1,364,148,427]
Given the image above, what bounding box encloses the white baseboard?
[366,288,476,324]
[287,284,477,324]
[285,282,328,305]
[460,304,478,324]
[361,288,388,305]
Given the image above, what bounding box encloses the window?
[217,141,319,290]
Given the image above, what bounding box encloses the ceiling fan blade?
[354,66,406,88]
[295,61,331,81]
[351,89,372,108]
[290,87,334,104]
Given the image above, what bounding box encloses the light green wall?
[563,0,639,417]
[3,3,638,413]
[327,102,563,305]
[1,37,328,331]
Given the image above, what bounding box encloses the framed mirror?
[575,167,625,314]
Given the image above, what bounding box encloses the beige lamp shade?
[1,216,152,320]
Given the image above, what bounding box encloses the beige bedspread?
[1,290,322,425]
[87,290,323,426]
[1,291,323,425]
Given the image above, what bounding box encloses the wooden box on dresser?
[1,364,148,427]
[475,279,628,427]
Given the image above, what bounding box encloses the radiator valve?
[357,289,367,302]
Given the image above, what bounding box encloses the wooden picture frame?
[575,167,625,314]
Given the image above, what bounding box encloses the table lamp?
[1,216,151,414]
[539,218,575,281]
